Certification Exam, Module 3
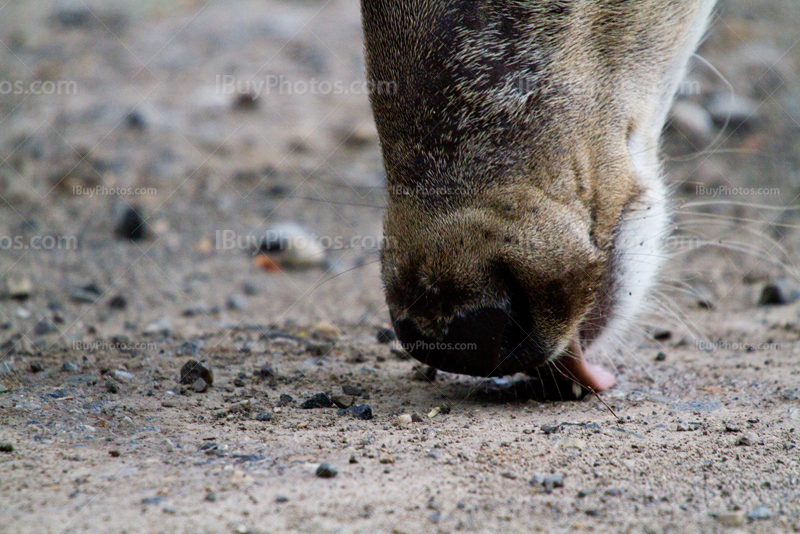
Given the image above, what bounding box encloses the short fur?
[362,0,717,378]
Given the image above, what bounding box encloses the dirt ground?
[1,1,800,533]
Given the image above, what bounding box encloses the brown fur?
[362,0,716,377]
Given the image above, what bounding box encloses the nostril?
[394,308,509,376]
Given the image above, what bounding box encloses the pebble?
[655,352,667,362]
[669,100,715,145]
[30,362,44,373]
[346,405,373,420]
[108,295,127,310]
[412,365,437,382]
[204,492,217,502]
[349,456,358,464]
[332,395,355,409]
[275,495,289,503]
[105,379,119,393]
[177,341,202,357]
[316,463,338,478]
[747,505,773,521]
[676,421,691,432]
[737,431,759,446]
[256,223,326,269]
[15,307,31,319]
[376,327,396,344]
[6,275,32,300]
[242,282,259,296]
[192,378,208,393]
[759,280,800,306]
[255,411,272,422]
[706,93,759,128]
[713,511,745,527]
[301,393,333,409]
[179,360,214,386]
[342,384,364,396]
[62,362,78,373]
[226,294,248,312]
[0,385,9,394]
[398,414,413,425]
[278,394,293,406]
[144,317,172,336]
[70,284,101,304]
[543,473,565,493]
[529,474,546,486]
[114,370,134,382]
[0,443,13,453]
[114,205,147,241]
[33,318,58,336]
[259,363,276,383]
[541,424,561,434]
[125,110,146,131]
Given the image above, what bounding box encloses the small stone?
[30,362,44,373]
[655,352,667,362]
[376,327,396,344]
[301,393,333,409]
[332,395,355,409]
[6,274,32,300]
[0,385,9,394]
[125,110,146,131]
[233,378,245,388]
[108,295,127,310]
[669,100,715,145]
[70,283,102,304]
[706,93,759,128]
[412,365,437,382]
[316,463,338,478]
[737,431,759,446]
[204,492,217,502]
[759,280,800,306]
[226,294,248,312]
[529,473,545,486]
[259,363,276,383]
[278,394,293,406]
[398,414,412,425]
[725,423,741,433]
[144,317,172,336]
[192,378,208,393]
[109,450,121,457]
[33,318,58,336]
[242,282,259,296]
[233,91,259,111]
[577,489,596,498]
[652,329,672,341]
[676,421,691,432]
[114,370,134,382]
[255,411,272,422]
[114,205,147,241]
[543,473,565,493]
[105,379,119,393]
[346,405,373,420]
[342,384,364,396]
[714,511,745,527]
[275,495,289,504]
[62,362,78,373]
[559,438,585,450]
[349,456,358,464]
[179,360,213,386]
[541,424,561,434]
[747,505,773,521]
[234,525,249,534]
[0,443,14,453]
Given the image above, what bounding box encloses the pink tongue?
[557,340,616,393]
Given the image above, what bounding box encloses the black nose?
[394,307,546,377]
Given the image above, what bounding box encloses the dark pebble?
[376,327,396,344]
[204,492,217,502]
[30,362,44,373]
[346,404,373,420]
[301,393,333,409]
[759,280,800,306]
[653,329,672,341]
[70,284,101,304]
[412,365,437,382]
[192,378,209,393]
[0,443,13,453]
[275,495,289,503]
[233,92,259,111]
[316,463,338,478]
[278,394,293,406]
[349,456,358,464]
[105,379,119,393]
[541,424,561,434]
[255,411,272,422]
[259,363,276,383]
[179,359,213,386]
[62,362,78,373]
[109,450,121,457]
[655,352,667,362]
[34,318,58,336]
[114,205,147,241]
[342,384,364,397]
[125,110,146,131]
[108,295,127,310]
[233,378,245,388]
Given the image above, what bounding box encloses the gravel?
[179,360,214,386]
[316,463,338,478]
[301,393,334,409]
